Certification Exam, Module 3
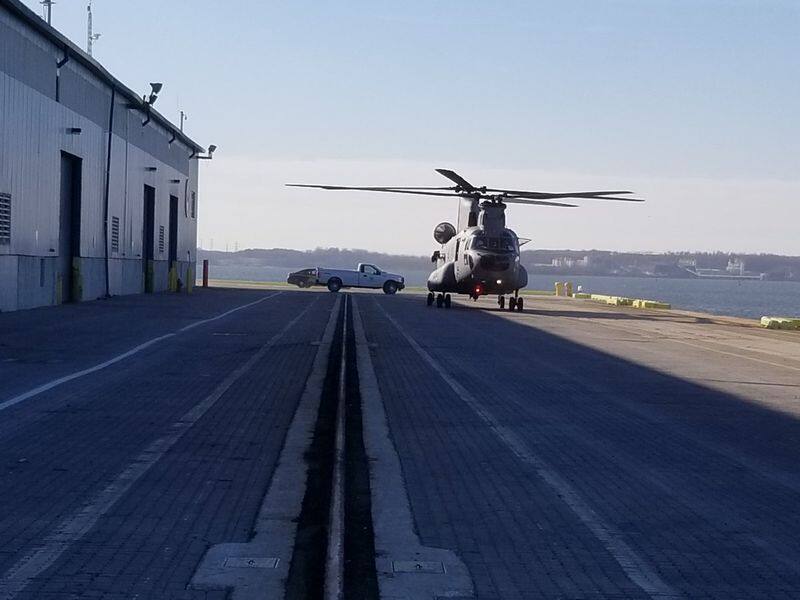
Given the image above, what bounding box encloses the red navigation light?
[474,284,483,296]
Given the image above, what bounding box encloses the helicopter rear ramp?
[0,287,799,598]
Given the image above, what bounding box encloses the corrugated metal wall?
[0,5,200,311]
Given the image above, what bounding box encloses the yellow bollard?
[555,282,565,296]
[565,282,574,297]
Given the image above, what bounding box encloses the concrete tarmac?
[1,288,799,599]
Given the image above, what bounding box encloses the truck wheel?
[327,278,342,293]
[383,281,398,295]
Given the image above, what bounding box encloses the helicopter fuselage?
[427,227,528,297]
[427,201,528,298]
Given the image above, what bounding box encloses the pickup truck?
[316,263,405,294]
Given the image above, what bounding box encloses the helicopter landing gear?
[434,293,451,309]
[509,297,517,311]
[498,296,505,310]
[427,292,434,306]
[516,296,524,312]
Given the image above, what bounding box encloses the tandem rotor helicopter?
[288,169,642,311]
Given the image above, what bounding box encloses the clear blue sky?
[23,0,800,255]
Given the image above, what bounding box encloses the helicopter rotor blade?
[509,191,644,202]
[286,183,643,203]
[435,169,477,192]
[502,197,578,208]
[486,188,634,197]
[286,184,464,198]
[288,185,455,191]
[486,189,641,201]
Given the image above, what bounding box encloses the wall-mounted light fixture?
[67,127,82,135]
[195,144,217,160]
[141,82,163,127]
[146,82,162,106]
[169,179,181,184]
[145,166,158,172]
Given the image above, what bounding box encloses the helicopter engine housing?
[433,222,457,244]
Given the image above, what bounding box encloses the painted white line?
[177,293,280,332]
[0,292,282,414]
[372,300,681,600]
[0,295,315,600]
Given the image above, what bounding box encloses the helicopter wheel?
[436,294,444,308]
[516,297,524,312]
[444,294,452,309]
[498,296,505,310]
[509,297,517,311]
[426,292,434,306]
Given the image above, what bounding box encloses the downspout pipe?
[103,86,116,297]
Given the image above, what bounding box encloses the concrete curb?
[352,296,474,600]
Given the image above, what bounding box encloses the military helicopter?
[287,169,642,311]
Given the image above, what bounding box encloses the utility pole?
[87,1,101,56]
[40,0,54,25]
[180,111,187,132]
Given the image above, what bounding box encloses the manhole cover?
[392,560,445,574]
[223,557,279,569]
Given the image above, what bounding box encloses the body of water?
[203,264,798,320]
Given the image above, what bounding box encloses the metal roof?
[1,0,205,152]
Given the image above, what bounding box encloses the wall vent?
[158,225,165,253]
[111,216,120,253]
[0,192,10,245]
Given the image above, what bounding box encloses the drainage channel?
[284,294,379,600]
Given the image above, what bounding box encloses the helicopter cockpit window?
[471,235,514,252]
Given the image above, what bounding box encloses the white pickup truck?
[316,263,405,294]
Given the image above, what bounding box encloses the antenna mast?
[86,0,101,56]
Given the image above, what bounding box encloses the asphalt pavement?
[1,287,799,599]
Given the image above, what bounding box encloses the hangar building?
[0,0,205,312]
